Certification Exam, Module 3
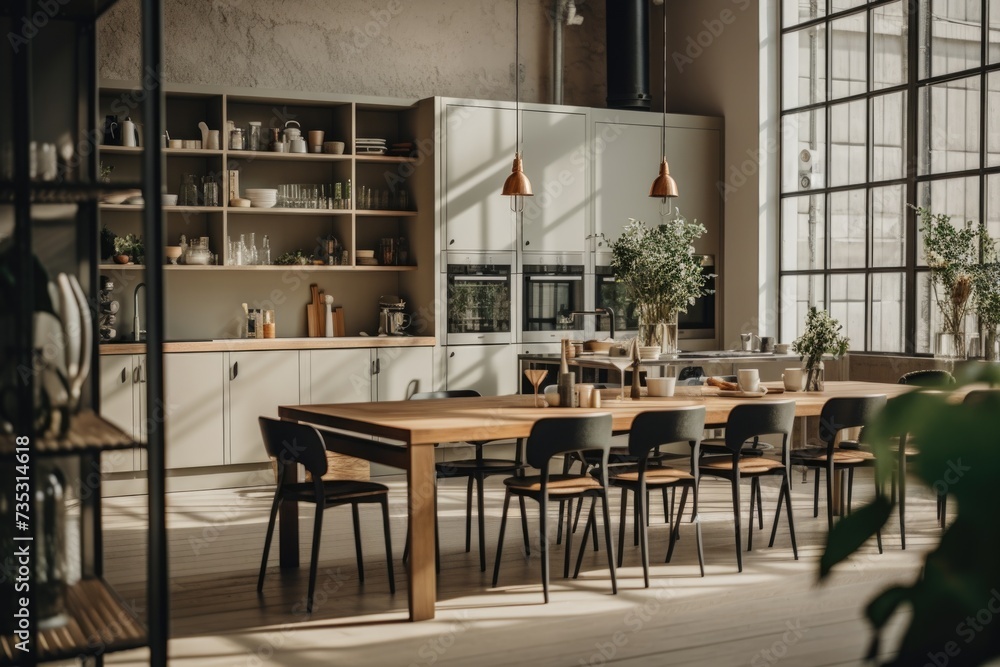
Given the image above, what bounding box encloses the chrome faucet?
[563,307,617,341]
[133,282,146,342]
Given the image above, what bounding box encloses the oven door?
[521,265,585,343]
[446,265,514,345]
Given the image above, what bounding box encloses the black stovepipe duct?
[606,0,651,110]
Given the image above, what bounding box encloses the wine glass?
[607,356,633,402]
[524,368,547,407]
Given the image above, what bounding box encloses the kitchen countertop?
[518,351,803,365]
[100,336,436,354]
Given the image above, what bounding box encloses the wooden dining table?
[278,380,910,621]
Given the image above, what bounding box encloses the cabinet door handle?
[133,366,140,384]
[139,363,146,384]
[121,368,127,384]
[525,240,530,246]
[450,351,455,358]
[449,239,455,245]
[232,361,239,380]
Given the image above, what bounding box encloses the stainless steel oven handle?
[451,276,509,282]
[527,275,583,282]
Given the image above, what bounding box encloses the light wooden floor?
[97,468,945,666]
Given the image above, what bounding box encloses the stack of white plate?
[638,346,661,359]
[356,138,387,155]
[357,249,378,265]
[245,188,278,208]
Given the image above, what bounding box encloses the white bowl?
[250,200,276,208]
[646,377,676,397]
[162,194,178,206]
[357,250,375,258]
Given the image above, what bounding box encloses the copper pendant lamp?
[502,0,533,211]
[650,0,679,200]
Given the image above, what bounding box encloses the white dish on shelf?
[357,249,375,258]
[249,200,276,209]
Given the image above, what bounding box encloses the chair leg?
[617,487,628,567]
[940,494,947,529]
[573,500,596,579]
[874,474,884,555]
[380,496,395,594]
[352,503,365,584]
[600,490,618,595]
[747,477,757,552]
[731,476,743,573]
[491,489,512,588]
[307,502,324,613]
[826,461,835,530]
[693,479,705,577]
[257,492,282,593]
[662,487,671,526]
[518,496,531,556]
[755,479,764,530]
[563,494,574,579]
[638,485,650,589]
[539,495,550,604]
[633,490,641,546]
[768,479,783,548]
[899,461,907,551]
[813,468,820,518]
[555,457,573,544]
[847,469,855,515]
[784,475,798,559]
[476,473,487,572]
[666,486,688,564]
[464,475,474,553]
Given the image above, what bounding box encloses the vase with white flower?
[601,212,712,358]
[792,307,849,392]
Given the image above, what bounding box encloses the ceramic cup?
[760,336,775,353]
[206,130,221,150]
[576,384,594,408]
[324,141,345,154]
[308,130,325,153]
[782,368,805,392]
[737,368,763,394]
[774,343,791,354]
[168,139,183,149]
[271,141,285,153]
[290,138,307,154]
[646,377,676,397]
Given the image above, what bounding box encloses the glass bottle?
[261,235,271,265]
[180,173,198,206]
[236,233,246,266]
[248,232,258,266]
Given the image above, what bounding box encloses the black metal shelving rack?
[1,1,166,665]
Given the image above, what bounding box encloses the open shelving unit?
[1,0,167,665]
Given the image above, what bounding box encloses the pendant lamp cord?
[515,0,521,156]
[661,0,667,159]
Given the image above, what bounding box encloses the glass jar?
[247,121,262,151]
[229,128,245,150]
[179,173,199,206]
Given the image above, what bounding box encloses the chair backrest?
[723,401,796,454]
[817,395,887,446]
[898,369,955,387]
[962,389,1000,408]
[258,416,328,481]
[525,413,613,471]
[410,389,482,400]
[678,366,704,381]
[627,407,706,460]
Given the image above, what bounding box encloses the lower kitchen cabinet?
[98,354,142,473]
[446,344,517,396]
[374,347,434,401]
[308,348,374,404]
[227,350,300,465]
[164,352,226,469]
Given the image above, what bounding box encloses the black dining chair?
[607,407,707,586]
[791,395,887,551]
[256,417,395,613]
[492,413,617,603]
[698,401,798,572]
[402,389,525,572]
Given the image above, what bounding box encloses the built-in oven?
[445,253,515,345]
[521,260,586,343]
[595,255,716,340]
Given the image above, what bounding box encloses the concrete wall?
[659,0,769,349]
[97,0,607,108]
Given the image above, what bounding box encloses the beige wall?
[660,0,766,349]
[97,0,607,108]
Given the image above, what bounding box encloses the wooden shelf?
[355,155,418,164]
[227,207,352,216]
[225,150,351,162]
[99,204,223,213]
[100,146,224,157]
[0,181,146,204]
[99,264,418,272]
[0,410,139,460]
[0,578,146,665]
[355,210,418,217]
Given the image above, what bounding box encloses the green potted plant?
[112,233,143,265]
[791,306,849,391]
[601,212,712,356]
[972,238,1000,361]
[915,206,986,360]
[820,364,1000,666]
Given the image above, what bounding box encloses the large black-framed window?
[779,0,1000,354]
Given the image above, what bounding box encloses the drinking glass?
[607,356,632,402]
[524,368,547,407]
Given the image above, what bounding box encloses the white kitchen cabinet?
[374,347,434,402]
[308,348,374,404]
[520,109,588,253]
[98,354,139,473]
[445,344,517,397]
[444,103,517,252]
[227,350,300,465]
[163,352,226,469]
[594,122,664,242]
